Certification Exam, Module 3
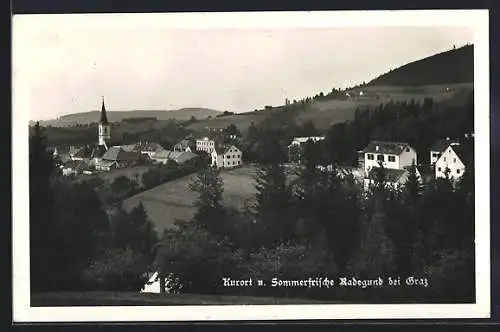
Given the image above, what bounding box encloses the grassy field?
[122,165,259,231]
[31,291,335,306]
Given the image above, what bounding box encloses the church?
[62,98,142,175]
[69,97,111,165]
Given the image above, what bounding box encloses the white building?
[196,137,216,153]
[361,141,417,175]
[430,138,454,165]
[211,145,243,168]
[435,143,472,181]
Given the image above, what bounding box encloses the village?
[52,97,474,194]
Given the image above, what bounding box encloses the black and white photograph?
[12,10,490,321]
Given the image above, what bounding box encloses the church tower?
[98,96,111,148]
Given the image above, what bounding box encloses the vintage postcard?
[12,9,490,322]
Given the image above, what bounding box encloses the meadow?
[122,165,259,232]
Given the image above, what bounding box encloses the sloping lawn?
[122,165,259,232]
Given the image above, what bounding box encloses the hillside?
[36,46,474,136]
[368,44,473,86]
[187,83,473,134]
[187,45,474,134]
[36,108,222,127]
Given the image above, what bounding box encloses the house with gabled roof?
[134,142,166,158]
[435,142,473,181]
[361,141,417,175]
[95,146,141,171]
[211,145,243,168]
[173,139,194,152]
[430,138,455,165]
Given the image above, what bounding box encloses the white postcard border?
[12,9,490,322]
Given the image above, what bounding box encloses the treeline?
[154,142,475,302]
[30,123,159,291]
[324,93,474,166]
[242,92,474,167]
[37,119,192,150]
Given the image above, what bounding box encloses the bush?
[156,224,245,295]
[82,248,149,291]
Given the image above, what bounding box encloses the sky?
[13,13,474,121]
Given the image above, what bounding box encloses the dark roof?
[92,145,107,158]
[134,142,165,152]
[174,139,192,149]
[362,141,412,155]
[214,145,240,155]
[451,143,474,167]
[73,145,94,159]
[100,98,109,124]
[214,147,226,154]
[431,139,452,152]
[63,160,81,169]
[102,146,140,161]
[366,167,407,183]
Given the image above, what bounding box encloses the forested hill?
[368,44,473,86]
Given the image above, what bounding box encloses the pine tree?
[189,167,227,236]
[346,196,395,278]
[129,202,159,268]
[254,161,296,247]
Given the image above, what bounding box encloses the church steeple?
[98,96,110,148]
[100,96,109,124]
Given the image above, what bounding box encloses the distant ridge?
[368,44,473,86]
[35,108,223,127]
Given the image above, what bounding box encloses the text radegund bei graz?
[222,276,429,288]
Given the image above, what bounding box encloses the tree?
[155,223,244,294]
[82,247,149,291]
[253,161,297,247]
[189,167,227,236]
[29,122,58,291]
[128,202,159,268]
[111,176,138,197]
[346,196,395,278]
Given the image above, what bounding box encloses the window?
[444,157,446,162]
[377,154,384,162]
[438,167,442,172]
[367,154,374,160]
[457,169,460,174]
[453,158,456,163]
[388,156,396,162]
[406,147,410,152]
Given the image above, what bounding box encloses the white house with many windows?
[211,145,243,168]
[196,137,216,153]
[361,141,417,175]
[435,142,473,181]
